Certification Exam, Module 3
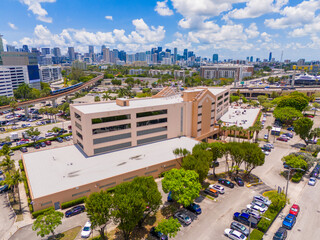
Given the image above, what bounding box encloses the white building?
[39,66,62,83]
[0,66,29,96]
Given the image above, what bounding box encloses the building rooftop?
[73,95,183,114]
[220,106,260,129]
[23,137,199,199]
[208,88,227,95]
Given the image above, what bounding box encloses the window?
[93,124,131,135]
[164,164,176,169]
[211,101,215,105]
[224,92,229,96]
[218,95,223,100]
[76,131,83,140]
[145,169,158,175]
[136,109,167,118]
[41,201,52,207]
[99,182,116,189]
[92,114,131,124]
[77,140,83,149]
[137,126,167,136]
[72,189,90,197]
[94,142,131,154]
[74,112,81,121]
[197,129,201,132]
[210,124,214,127]
[93,133,131,145]
[224,98,228,102]
[197,121,201,124]
[137,118,167,127]
[198,113,202,116]
[75,121,82,130]
[123,175,138,181]
[218,101,223,107]
[137,134,167,145]
[211,109,215,112]
[198,105,202,109]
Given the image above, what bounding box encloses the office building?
[250,56,253,62]
[52,47,61,57]
[0,65,29,96]
[174,48,177,63]
[68,47,75,61]
[297,59,305,66]
[6,45,16,52]
[22,45,29,53]
[103,48,110,63]
[72,60,87,70]
[89,45,94,55]
[269,52,272,62]
[0,34,4,52]
[183,49,188,60]
[0,52,30,65]
[118,50,126,62]
[212,54,219,63]
[200,65,254,82]
[101,45,106,55]
[41,48,50,56]
[39,65,62,83]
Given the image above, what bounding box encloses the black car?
[34,144,40,149]
[0,185,9,193]
[65,205,85,217]
[186,203,202,215]
[150,227,168,240]
[233,176,244,186]
[218,178,235,188]
[40,142,46,147]
[310,169,319,178]
[273,227,287,240]
[20,147,28,152]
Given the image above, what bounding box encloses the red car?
[289,204,300,216]
[304,114,314,118]
[21,139,29,143]
[45,140,51,145]
[277,137,288,142]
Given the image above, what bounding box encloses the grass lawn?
[49,226,82,240]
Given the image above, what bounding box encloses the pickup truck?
[233,212,259,228]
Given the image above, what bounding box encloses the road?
[0,193,15,238]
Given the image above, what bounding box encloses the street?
[0,194,15,238]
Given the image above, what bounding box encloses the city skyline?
[1,0,320,60]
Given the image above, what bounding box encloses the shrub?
[19,160,24,171]
[32,207,54,218]
[61,197,86,209]
[291,172,303,183]
[250,229,264,240]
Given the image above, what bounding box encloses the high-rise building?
[52,47,61,57]
[297,59,305,66]
[118,50,126,62]
[68,47,75,61]
[152,53,158,63]
[212,54,218,63]
[89,45,94,55]
[0,65,29,96]
[183,49,188,60]
[174,48,177,63]
[22,45,29,53]
[6,45,16,52]
[250,56,253,62]
[39,66,62,83]
[0,34,4,52]
[269,52,272,62]
[41,48,50,56]
[103,48,110,63]
[101,45,106,55]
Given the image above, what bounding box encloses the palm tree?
[102,92,111,101]
[221,126,227,140]
[217,120,223,139]
[51,108,59,122]
[312,102,320,116]
[9,100,18,125]
[0,155,14,172]
[254,122,263,143]
[266,125,272,141]
[238,127,244,142]
[3,170,24,210]
[311,128,320,141]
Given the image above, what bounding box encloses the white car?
[45,132,55,137]
[81,221,91,238]
[264,134,268,140]
[265,143,274,149]
[224,228,247,240]
[262,150,269,156]
[308,177,316,186]
[247,203,267,213]
[209,184,225,194]
[253,195,271,206]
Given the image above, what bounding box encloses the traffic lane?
[0,193,15,238]
[9,211,88,240]
[287,181,320,240]
[172,186,258,240]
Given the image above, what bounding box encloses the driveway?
[0,193,15,238]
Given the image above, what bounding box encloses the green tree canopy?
[162,168,201,207]
[32,209,64,238]
[25,127,41,143]
[230,95,240,103]
[85,191,113,240]
[293,117,314,144]
[282,155,308,171]
[242,142,265,175]
[273,107,302,125]
[276,92,309,111]
[14,83,33,99]
[155,217,181,238]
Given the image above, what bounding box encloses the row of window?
[92,124,131,135]
[75,112,81,121]
[136,118,167,127]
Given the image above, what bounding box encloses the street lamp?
[285,167,306,201]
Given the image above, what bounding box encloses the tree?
[9,100,18,125]
[182,154,209,183]
[271,91,279,99]
[112,182,146,240]
[0,144,11,156]
[266,126,272,140]
[253,121,263,142]
[94,96,101,102]
[0,155,14,172]
[102,92,111,101]
[282,155,308,171]
[3,170,24,210]
[32,209,64,239]
[85,191,113,240]
[261,101,274,112]
[227,142,245,174]
[25,127,41,143]
[257,95,268,105]
[155,217,181,238]
[69,68,84,81]
[276,92,309,111]
[293,117,313,145]
[242,96,248,103]
[230,95,240,103]
[207,142,225,176]
[14,83,32,99]
[273,107,302,125]
[310,128,320,140]
[243,142,265,175]
[125,77,135,87]
[173,148,190,159]
[162,168,201,207]
[312,102,320,116]
[111,79,122,86]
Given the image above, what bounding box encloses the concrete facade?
[200,65,254,81]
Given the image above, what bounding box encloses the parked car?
[224,228,247,240]
[0,184,9,193]
[218,178,235,188]
[204,188,219,198]
[65,205,85,218]
[273,227,287,240]
[247,203,267,213]
[277,137,288,142]
[306,139,317,144]
[20,147,28,153]
[34,144,40,149]
[150,227,168,240]
[233,212,258,228]
[265,143,274,149]
[45,140,51,146]
[261,146,272,152]
[64,136,71,141]
[262,150,270,156]
[308,177,316,186]
[283,132,293,138]
[174,212,192,226]
[233,176,244,186]
[282,213,296,229]
[45,132,55,137]
[264,134,268,140]
[209,184,225,194]
[56,137,63,143]
[241,209,261,220]
[253,195,271,206]
[81,221,92,238]
[309,169,318,178]
[211,161,219,167]
[289,204,300,216]
[167,191,173,202]
[40,142,46,148]
[280,134,290,140]
[186,203,202,215]
[230,221,249,237]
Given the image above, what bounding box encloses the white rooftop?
[220,106,260,129]
[208,88,227,95]
[23,137,199,199]
[73,95,183,114]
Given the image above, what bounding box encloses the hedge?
[18,160,24,171]
[32,207,54,218]
[257,208,280,233]
[291,172,303,183]
[249,229,264,240]
[61,196,86,210]
[10,133,72,151]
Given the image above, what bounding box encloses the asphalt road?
[0,193,15,238]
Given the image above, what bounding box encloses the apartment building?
[0,65,29,96]
[39,65,62,83]
[70,87,229,157]
[200,65,254,81]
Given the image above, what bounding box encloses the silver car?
[209,184,225,194]
[230,221,249,237]
[308,177,316,186]
[253,195,271,206]
[174,212,192,225]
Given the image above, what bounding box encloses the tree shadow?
[160,202,180,218]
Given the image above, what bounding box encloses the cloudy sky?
[1,0,320,61]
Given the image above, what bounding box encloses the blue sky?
[1,0,320,61]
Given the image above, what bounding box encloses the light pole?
[285,167,305,201]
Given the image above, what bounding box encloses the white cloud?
[155,0,174,16]
[8,22,18,30]
[20,0,56,23]
[265,0,320,29]
[18,19,165,53]
[245,23,259,38]
[105,16,113,21]
[226,0,288,19]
